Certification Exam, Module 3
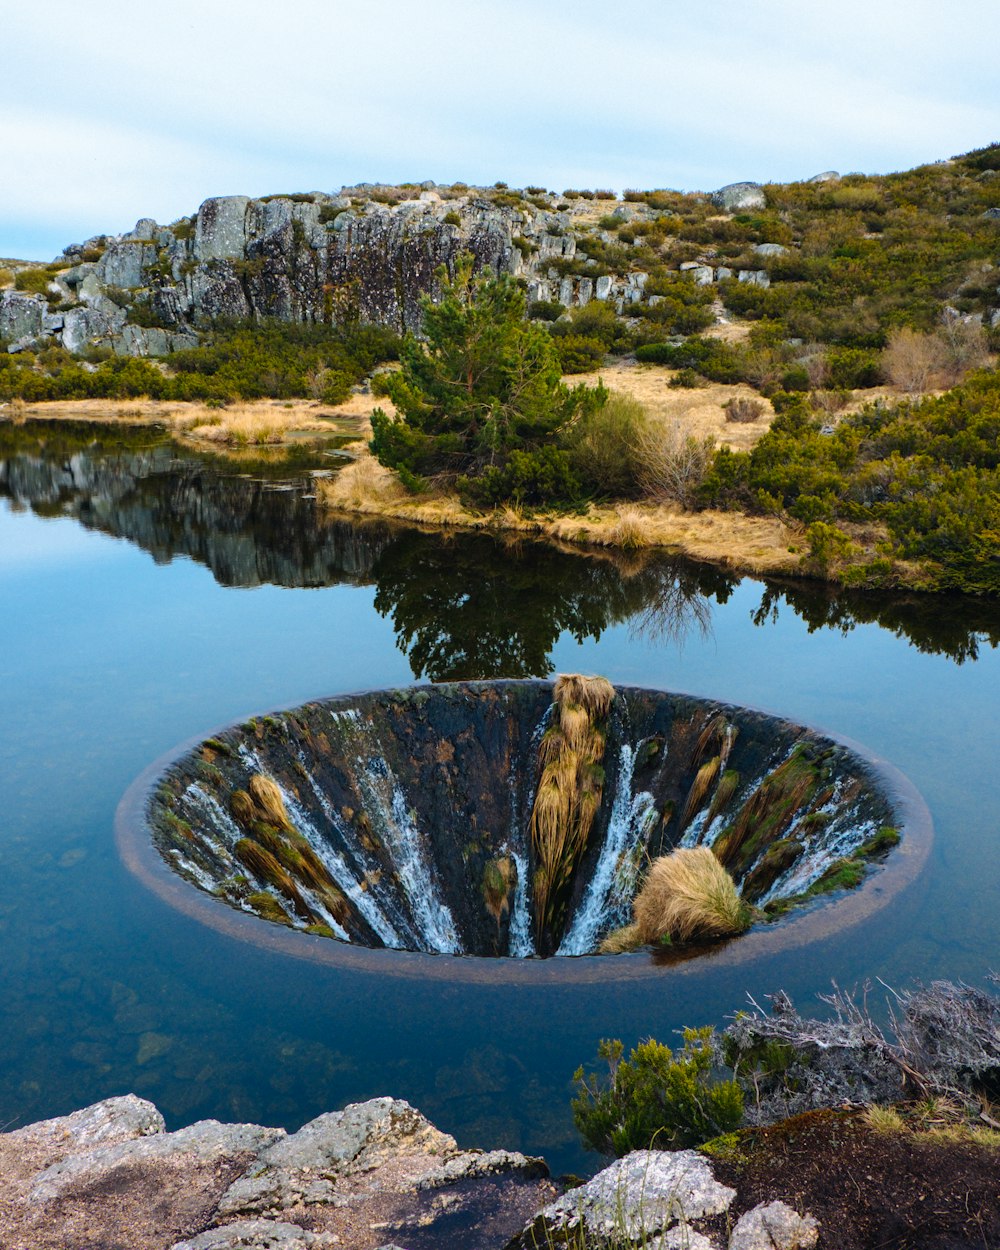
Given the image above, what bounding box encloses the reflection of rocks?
[0,424,732,677]
[0,429,393,590]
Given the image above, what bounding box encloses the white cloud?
[2,0,998,257]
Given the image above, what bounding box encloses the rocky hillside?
[3,145,998,361]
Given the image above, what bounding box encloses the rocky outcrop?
[711,182,767,212]
[2,176,789,358]
[0,1094,833,1250]
[0,1095,554,1250]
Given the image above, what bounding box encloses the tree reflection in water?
[1,419,997,675]
[370,530,732,680]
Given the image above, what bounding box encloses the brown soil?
[712,1110,1000,1250]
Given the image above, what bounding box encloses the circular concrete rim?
[115,680,933,985]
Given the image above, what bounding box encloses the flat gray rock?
[218,1097,454,1216]
[170,1219,331,1249]
[30,1119,284,1203]
[525,1149,735,1243]
[416,1147,548,1188]
[729,1200,819,1249]
[4,1094,164,1154]
[712,182,767,212]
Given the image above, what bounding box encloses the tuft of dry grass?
[866,1099,1000,1149]
[679,756,721,831]
[233,838,307,916]
[554,673,615,721]
[598,922,643,954]
[866,1105,906,1134]
[707,769,741,824]
[530,674,616,940]
[323,452,409,509]
[230,789,256,827]
[633,846,751,944]
[609,505,650,550]
[248,775,293,831]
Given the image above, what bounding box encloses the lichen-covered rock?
[195,196,252,261]
[217,1097,453,1215]
[738,269,770,288]
[0,291,45,341]
[728,1200,819,1249]
[29,1119,285,1203]
[520,1149,735,1246]
[712,182,767,212]
[170,1219,334,1249]
[60,304,125,353]
[4,1095,164,1154]
[96,238,159,289]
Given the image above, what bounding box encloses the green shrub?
[371,255,606,490]
[14,269,50,296]
[565,392,647,497]
[554,334,605,373]
[527,299,565,322]
[572,1029,744,1157]
[827,346,882,389]
[460,446,581,507]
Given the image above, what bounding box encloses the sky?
[3,0,999,261]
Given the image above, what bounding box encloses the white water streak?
[557,742,656,956]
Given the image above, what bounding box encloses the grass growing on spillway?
[602,847,752,952]
[228,773,353,931]
[529,675,615,946]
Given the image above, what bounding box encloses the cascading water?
[144,681,914,960]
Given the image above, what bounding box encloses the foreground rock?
[6,1093,996,1248]
[516,1149,737,1248]
[0,1095,553,1250]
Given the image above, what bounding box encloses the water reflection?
[2,420,997,675]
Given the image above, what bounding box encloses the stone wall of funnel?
[148,682,904,959]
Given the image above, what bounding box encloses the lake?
[1,419,998,1175]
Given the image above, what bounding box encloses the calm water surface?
[1,421,998,1173]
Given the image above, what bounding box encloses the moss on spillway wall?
[148,681,900,958]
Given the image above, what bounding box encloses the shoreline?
[0,395,902,588]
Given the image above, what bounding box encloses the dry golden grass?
[230,789,256,827]
[575,361,774,453]
[679,756,721,831]
[530,674,616,937]
[248,775,293,830]
[319,452,804,579]
[598,922,643,954]
[6,396,365,448]
[608,505,650,549]
[554,673,616,721]
[633,846,751,944]
[322,452,409,509]
[865,1100,1000,1149]
[233,838,306,913]
[707,770,741,824]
